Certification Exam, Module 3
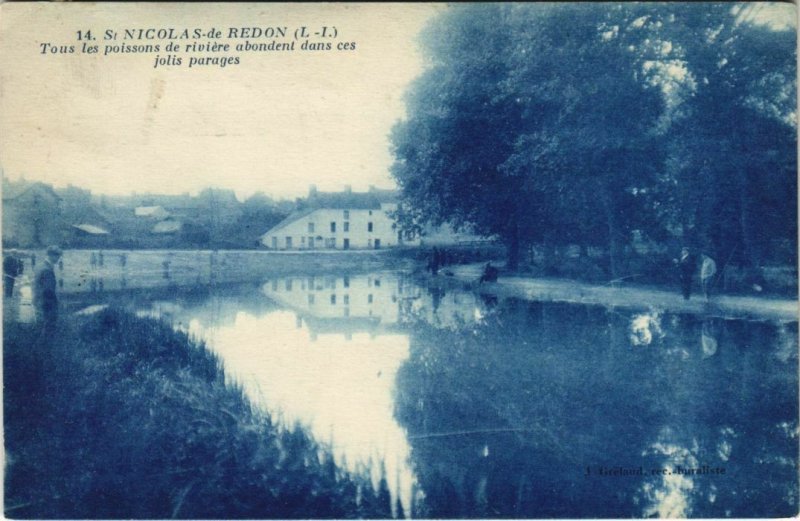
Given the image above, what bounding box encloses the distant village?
[2,177,481,250]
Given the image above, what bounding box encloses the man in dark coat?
[33,246,62,327]
[3,249,23,297]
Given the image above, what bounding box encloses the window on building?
[343,295,350,305]
[367,222,373,232]
[308,236,315,248]
[308,294,315,305]
[308,222,315,233]
[344,210,350,219]
[285,279,292,291]
[368,239,373,248]
[344,222,349,232]
[368,294,373,304]
[330,294,336,305]
[301,236,306,246]
[286,236,292,249]
[325,237,336,249]
[374,278,381,287]
[343,275,350,288]
[330,222,336,233]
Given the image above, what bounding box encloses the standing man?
[676,247,695,300]
[33,245,62,329]
[3,249,23,297]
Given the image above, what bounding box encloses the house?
[62,202,113,246]
[2,180,64,247]
[260,186,419,250]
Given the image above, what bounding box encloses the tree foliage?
[391,3,796,272]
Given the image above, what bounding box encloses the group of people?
[676,247,717,301]
[3,246,63,327]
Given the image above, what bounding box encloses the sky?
[0,2,794,201]
[0,3,443,200]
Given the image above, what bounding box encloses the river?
[14,257,798,518]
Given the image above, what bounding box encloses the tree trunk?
[606,202,621,279]
[507,226,520,271]
[739,172,760,268]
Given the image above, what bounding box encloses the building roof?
[135,206,171,218]
[262,208,316,237]
[308,189,396,210]
[61,204,111,228]
[2,181,62,202]
[152,219,182,234]
[261,188,399,237]
[72,224,110,235]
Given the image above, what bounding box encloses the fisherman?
[3,249,23,298]
[479,261,499,284]
[428,247,440,276]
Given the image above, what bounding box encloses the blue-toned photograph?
[1,2,797,518]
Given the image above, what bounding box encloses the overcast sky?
[0,3,793,201]
[0,3,443,200]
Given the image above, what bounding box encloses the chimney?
[344,185,352,193]
[309,184,317,197]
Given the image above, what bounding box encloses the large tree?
[391,4,665,272]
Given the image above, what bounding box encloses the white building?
[260,186,419,250]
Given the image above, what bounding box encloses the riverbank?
[434,263,798,323]
[3,310,394,518]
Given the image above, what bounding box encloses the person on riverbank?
[428,247,441,275]
[700,254,717,300]
[676,247,695,300]
[33,246,62,330]
[4,249,23,298]
[479,261,499,283]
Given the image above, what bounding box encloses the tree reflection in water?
[394,298,798,518]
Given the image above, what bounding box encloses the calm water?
[66,270,797,518]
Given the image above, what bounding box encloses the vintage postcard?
[0,2,797,518]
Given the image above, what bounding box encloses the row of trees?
[391,3,796,274]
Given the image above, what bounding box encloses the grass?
[4,309,393,519]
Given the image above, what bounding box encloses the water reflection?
[66,271,798,518]
[629,310,664,346]
[394,298,798,518]
[639,430,701,518]
[186,310,416,518]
